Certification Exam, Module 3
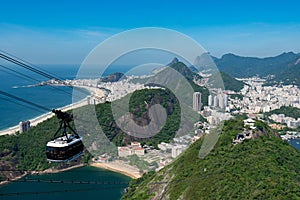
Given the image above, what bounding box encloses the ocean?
[0,64,300,200]
[0,64,136,130]
[288,138,300,151]
[0,64,136,200]
[0,166,131,200]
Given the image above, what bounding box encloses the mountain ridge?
[214,51,300,78]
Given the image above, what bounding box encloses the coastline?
[90,160,142,179]
[0,161,142,186]
[32,163,86,175]
[0,164,85,186]
[0,86,106,136]
[0,84,144,185]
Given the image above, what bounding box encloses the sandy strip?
[0,164,85,186]
[90,160,142,179]
[33,163,85,175]
[0,172,28,186]
[0,86,106,136]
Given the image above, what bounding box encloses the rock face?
[167,57,179,66]
[101,72,126,82]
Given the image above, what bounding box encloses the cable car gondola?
[46,109,84,162]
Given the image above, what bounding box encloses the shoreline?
[90,161,142,179]
[0,86,106,136]
[0,161,141,186]
[0,164,85,186]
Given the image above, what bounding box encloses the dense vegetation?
[123,118,300,199]
[154,60,210,105]
[215,52,300,79]
[265,106,300,119]
[210,71,245,92]
[0,59,208,180]
[0,117,60,180]
[93,88,185,148]
[273,62,300,86]
[0,87,202,179]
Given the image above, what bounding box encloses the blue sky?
[1,0,300,64]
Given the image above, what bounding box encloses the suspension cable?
[0,51,93,98]
[0,90,51,112]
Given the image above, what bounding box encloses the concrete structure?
[208,95,213,106]
[213,96,218,107]
[118,142,145,157]
[193,92,202,112]
[171,145,186,158]
[118,147,133,157]
[19,120,30,133]
[133,147,145,156]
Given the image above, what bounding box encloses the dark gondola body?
[46,109,84,162]
[46,135,84,162]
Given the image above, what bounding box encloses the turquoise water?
[0,166,131,200]
[0,64,134,130]
[0,65,80,130]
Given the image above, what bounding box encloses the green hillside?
[209,71,245,92]
[215,52,300,78]
[0,88,203,180]
[273,62,300,86]
[265,106,300,119]
[144,60,209,106]
[122,118,300,199]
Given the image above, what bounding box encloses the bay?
[0,64,134,130]
[0,166,131,200]
[288,138,300,151]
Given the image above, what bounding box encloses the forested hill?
[214,52,300,78]
[210,71,245,92]
[0,88,202,181]
[139,58,210,106]
[265,106,300,119]
[122,118,300,199]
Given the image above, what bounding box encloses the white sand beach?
[0,86,106,136]
[90,160,142,179]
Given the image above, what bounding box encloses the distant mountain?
[215,52,300,78]
[122,118,300,199]
[101,72,126,82]
[273,62,300,86]
[169,60,196,81]
[162,58,245,96]
[189,65,198,73]
[212,71,245,92]
[194,52,216,71]
[167,57,179,66]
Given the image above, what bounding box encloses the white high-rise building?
[224,94,229,107]
[193,92,202,111]
[218,94,225,109]
[213,96,218,107]
[208,95,213,106]
[19,120,30,133]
